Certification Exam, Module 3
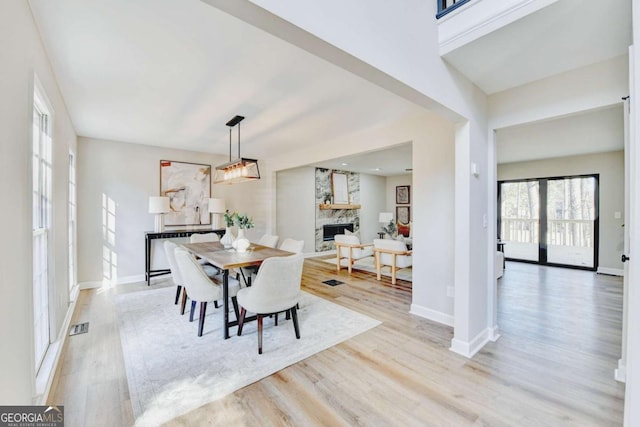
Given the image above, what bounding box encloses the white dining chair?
[164,241,186,310]
[190,232,220,243]
[236,253,304,354]
[257,234,279,248]
[174,247,240,336]
[279,238,304,254]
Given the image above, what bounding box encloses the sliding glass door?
[499,180,540,262]
[546,176,598,268]
[499,175,599,270]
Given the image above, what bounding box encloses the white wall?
[360,174,387,243]
[386,174,413,221]
[276,166,316,252]
[489,55,629,130]
[268,113,457,325]
[498,151,625,272]
[77,137,271,284]
[0,1,78,403]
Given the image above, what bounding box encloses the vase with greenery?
[232,213,254,252]
[220,210,236,248]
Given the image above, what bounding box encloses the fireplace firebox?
[323,223,354,241]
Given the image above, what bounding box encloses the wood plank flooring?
[48,259,625,426]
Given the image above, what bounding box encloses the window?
[69,151,77,296]
[32,78,53,372]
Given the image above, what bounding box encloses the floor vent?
[322,279,344,286]
[69,322,89,336]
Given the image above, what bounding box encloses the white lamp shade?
[208,198,226,213]
[379,212,393,223]
[149,196,170,214]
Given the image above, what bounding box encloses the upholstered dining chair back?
[164,241,183,286]
[279,238,304,254]
[174,248,225,302]
[190,232,220,243]
[241,253,304,314]
[258,234,279,248]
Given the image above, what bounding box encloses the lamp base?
[154,214,165,233]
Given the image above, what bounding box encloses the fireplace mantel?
[319,204,361,210]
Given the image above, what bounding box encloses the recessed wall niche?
[315,168,360,251]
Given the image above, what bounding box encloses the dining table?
[181,241,294,339]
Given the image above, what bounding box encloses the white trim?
[36,297,76,404]
[450,327,491,358]
[597,267,624,276]
[79,274,147,289]
[488,325,501,342]
[616,358,627,383]
[410,304,454,327]
[439,0,558,55]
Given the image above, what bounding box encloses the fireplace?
[323,223,354,241]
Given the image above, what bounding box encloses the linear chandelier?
[214,115,260,184]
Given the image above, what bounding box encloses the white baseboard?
[615,358,627,383]
[450,327,491,358]
[37,296,77,404]
[597,267,624,276]
[410,304,454,327]
[79,274,147,289]
[488,325,501,342]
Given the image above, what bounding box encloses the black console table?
[145,229,224,285]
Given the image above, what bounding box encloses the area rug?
[321,256,413,282]
[114,286,380,426]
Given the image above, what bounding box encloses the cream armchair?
[334,234,374,274]
[373,239,412,285]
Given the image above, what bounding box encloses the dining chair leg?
[189,300,196,322]
[231,296,240,321]
[214,300,219,309]
[174,285,182,305]
[285,309,291,320]
[274,312,278,326]
[237,307,247,336]
[291,306,300,339]
[180,288,188,315]
[257,315,263,354]
[198,301,207,337]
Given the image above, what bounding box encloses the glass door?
[546,176,598,268]
[499,180,540,262]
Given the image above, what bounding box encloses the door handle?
[622,254,630,263]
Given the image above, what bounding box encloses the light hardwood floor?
[49,259,625,426]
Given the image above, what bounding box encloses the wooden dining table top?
[181,241,294,270]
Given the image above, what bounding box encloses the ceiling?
[312,143,413,177]
[443,0,632,94]
[28,0,628,172]
[28,0,424,159]
[497,105,624,164]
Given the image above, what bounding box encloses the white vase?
[220,227,235,248]
[233,229,250,253]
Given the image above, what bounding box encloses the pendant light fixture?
[214,115,260,184]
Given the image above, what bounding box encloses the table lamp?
[208,198,226,230]
[149,196,170,232]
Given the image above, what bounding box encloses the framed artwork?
[396,185,410,204]
[160,160,211,226]
[332,172,349,204]
[396,205,410,224]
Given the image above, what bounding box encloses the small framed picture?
[396,185,410,204]
[396,206,410,224]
